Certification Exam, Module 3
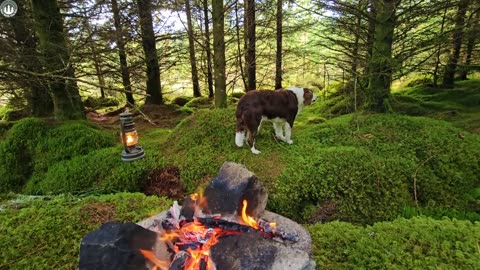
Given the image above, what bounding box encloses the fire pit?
[79,162,315,270]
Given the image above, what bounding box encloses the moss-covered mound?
[164,108,285,192]
[0,118,169,194]
[163,109,480,223]
[0,193,171,270]
[309,217,480,269]
[270,113,480,223]
[392,79,480,132]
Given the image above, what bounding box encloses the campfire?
[80,162,315,270]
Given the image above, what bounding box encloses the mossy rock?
[171,96,193,107]
[83,96,120,109]
[184,97,213,109]
[230,92,245,99]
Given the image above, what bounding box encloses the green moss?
[0,193,171,270]
[309,217,480,269]
[0,118,48,192]
[392,79,480,132]
[269,113,480,223]
[164,108,284,192]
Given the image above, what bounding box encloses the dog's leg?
[246,130,261,154]
[250,142,261,154]
[284,122,293,144]
[235,130,245,147]
[273,122,285,141]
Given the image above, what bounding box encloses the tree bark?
[83,20,106,98]
[365,0,376,78]
[212,0,227,107]
[111,0,135,105]
[432,6,448,87]
[31,0,85,120]
[245,0,256,91]
[11,0,53,117]
[366,0,397,112]
[459,10,479,80]
[202,0,214,98]
[275,0,283,89]
[351,0,364,77]
[442,0,470,87]
[185,0,201,97]
[234,0,247,90]
[137,0,163,104]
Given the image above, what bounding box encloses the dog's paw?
[250,148,261,154]
[276,135,285,141]
[286,139,293,144]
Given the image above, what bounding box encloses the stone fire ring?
[137,209,313,256]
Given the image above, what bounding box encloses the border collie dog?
[235,87,317,154]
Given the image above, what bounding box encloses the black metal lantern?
[120,112,145,162]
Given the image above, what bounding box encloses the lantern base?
[121,146,145,162]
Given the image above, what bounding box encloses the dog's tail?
[235,114,246,147]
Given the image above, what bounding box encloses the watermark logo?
[1,0,17,17]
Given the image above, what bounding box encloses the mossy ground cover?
[392,79,480,133]
[309,217,480,269]
[0,118,170,195]
[0,80,479,268]
[0,193,171,270]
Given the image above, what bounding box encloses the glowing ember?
[140,196,292,270]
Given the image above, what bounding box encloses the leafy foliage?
[309,217,480,269]
[0,193,171,270]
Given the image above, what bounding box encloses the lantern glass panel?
[122,130,138,147]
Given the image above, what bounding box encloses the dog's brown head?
[302,88,317,106]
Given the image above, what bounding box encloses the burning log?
[80,162,315,270]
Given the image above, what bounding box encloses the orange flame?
[241,200,259,229]
[139,249,169,270]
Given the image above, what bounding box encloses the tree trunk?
[366,0,397,112]
[212,0,227,107]
[137,0,163,104]
[442,0,470,87]
[364,0,376,78]
[275,0,283,89]
[351,0,363,77]
[185,0,201,97]
[235,0,247,90]
[111,0,135,105]
[432,6,448,87]
[245,0,256,91]
[31,0,85,120]
[83,20,106,98]
[11,0,53,117]
[202,0,214,98]
[459,10,479,80]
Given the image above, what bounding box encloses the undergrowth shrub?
[0,193,171,270]
[309,217,480,269]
